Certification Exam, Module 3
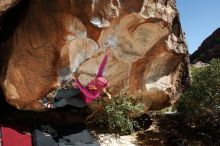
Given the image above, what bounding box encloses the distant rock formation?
[0,0,189,111]
[190,28,220,63]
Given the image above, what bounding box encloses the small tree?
[94,93,145,135]
[177,59,220,127]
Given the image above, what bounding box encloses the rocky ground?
[90,113,220,146]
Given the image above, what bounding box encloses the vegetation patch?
[177,59,220,128]
[92,93,145,135]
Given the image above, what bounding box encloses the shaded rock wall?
[0,0,189,111]
[190,27,220,63]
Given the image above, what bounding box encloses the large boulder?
[0,0,189,111]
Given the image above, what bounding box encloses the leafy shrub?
[94,93,145,135]
[177,59,220,127]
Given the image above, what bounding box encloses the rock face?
[0,0,189,111]
[190,28,220,63]
[0,0,19,15]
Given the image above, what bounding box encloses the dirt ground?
[90,113,220,146]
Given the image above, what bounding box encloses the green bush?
[95,93,145,135]
[177,59,220,127]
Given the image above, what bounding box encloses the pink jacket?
[75,54,108,104]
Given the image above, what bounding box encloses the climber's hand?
[106,46,111,55]
[103,88,112,100]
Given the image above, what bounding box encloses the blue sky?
[176,0,220,54]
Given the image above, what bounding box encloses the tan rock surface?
[0,0,189,110]
[0,0,19,14]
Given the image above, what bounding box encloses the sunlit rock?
[0,0,189,111]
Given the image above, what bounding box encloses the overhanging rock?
[0,0,190,111]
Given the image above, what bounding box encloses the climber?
[45,46,111,109]
[72,46,111,104]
